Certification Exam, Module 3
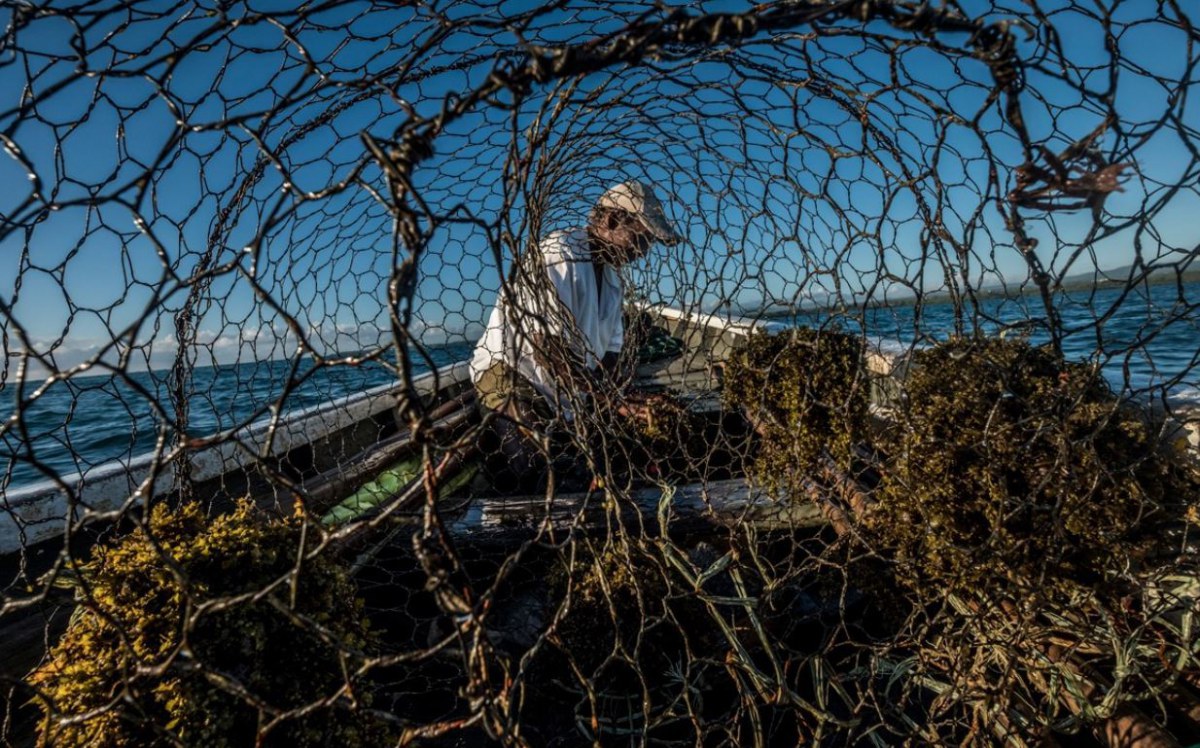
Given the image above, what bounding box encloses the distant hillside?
[740,255,1199,318]
[1058,257,1200,291]
[914,256,1200,306]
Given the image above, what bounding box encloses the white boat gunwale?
[1,362,471,555]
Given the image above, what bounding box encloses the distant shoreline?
[754,267,1200,317]
[911,267,1200,309]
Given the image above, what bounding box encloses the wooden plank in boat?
[449,478,827,536]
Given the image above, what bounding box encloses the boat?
[0,309,802,615]
[6,300,1199,743]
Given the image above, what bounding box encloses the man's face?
[593,210,655,266]
[621,220,655,263]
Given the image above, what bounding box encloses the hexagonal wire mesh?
[1,1,1199,745]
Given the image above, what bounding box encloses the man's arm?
[514,241,631,411]
[595,349,628,400]
[529,330,652,423]
[528,330,596,395]
[504,245,594,395]
[596,350,643,419]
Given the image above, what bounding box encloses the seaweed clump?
[857,337,1200,740]
[870,337,1196,590]
[547,540,672,675]
[722,327,867,494]
[30,500,391,748]
[616,392,726,482]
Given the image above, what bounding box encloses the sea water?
[2,282,1196,489]
[0,343,472,489]
[782,280,1199,400]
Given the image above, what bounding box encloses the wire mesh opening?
[2,1,1199,745]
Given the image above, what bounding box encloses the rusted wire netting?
[2,1,1199,745]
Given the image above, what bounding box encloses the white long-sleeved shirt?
[470,228,624,417]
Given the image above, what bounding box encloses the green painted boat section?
[321,455,477,526]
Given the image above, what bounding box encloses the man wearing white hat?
[470,179,683,493]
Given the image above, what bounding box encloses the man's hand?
[615,391,671,427]
[615,398,650,423]
[529,332,654,422]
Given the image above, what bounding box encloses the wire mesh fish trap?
[2,1,1199,745]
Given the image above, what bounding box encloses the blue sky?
[1,0,1197,376]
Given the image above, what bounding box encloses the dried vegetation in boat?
[721,327,868,492]
[29,501,391,748]
[29,332,1200,746]
[860,337,1200,742]
[723,331,1200,743]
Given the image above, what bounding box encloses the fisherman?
[470,180,683,493]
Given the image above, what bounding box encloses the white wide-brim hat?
[596,179,683,245]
